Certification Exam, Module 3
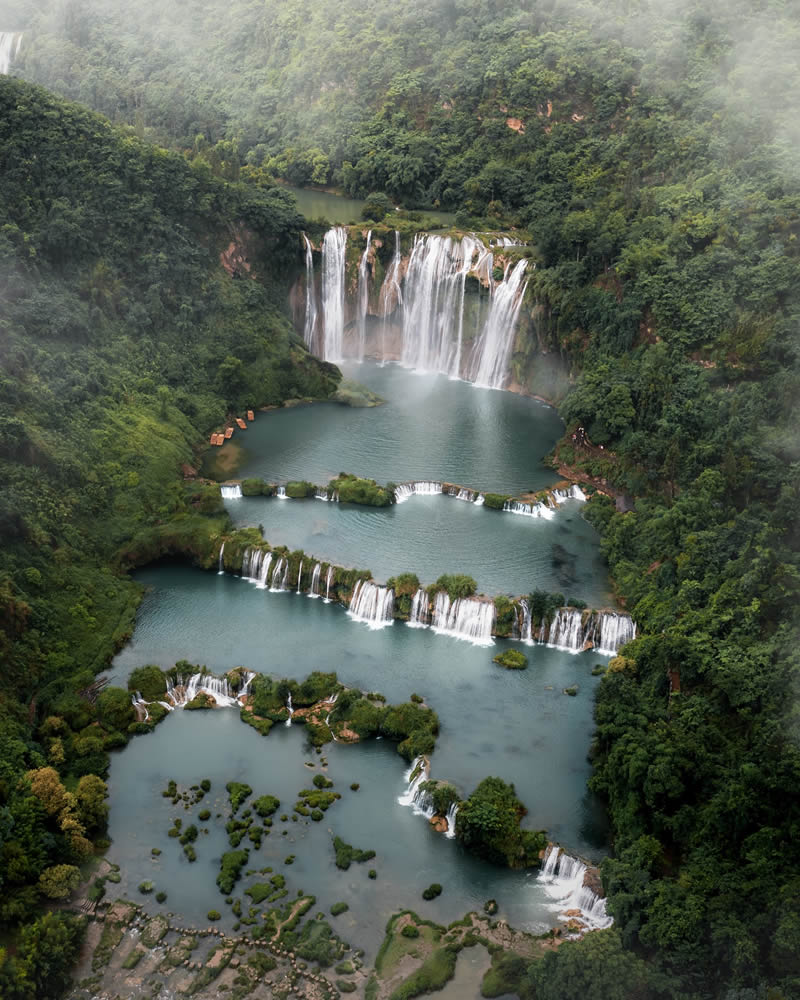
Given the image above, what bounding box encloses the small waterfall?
[320,226,348,362]
[548,608,585,653]
[516,599,534,645]
[324,565,334,602]
[469,258,529,389]
[400,234,483,376]
[397,756,432,813]
[165,672,239,708]
[0,32,22,75]
[285,693,294,727]
[220,484,242,499]
[474,494,485,506]
[309,562,322,598]
[596,613,636,656]
[238,671,256,698]
[431,592,495,646]
[356,230,372,361]
[131,692,150,722]
[394,481,443,503]
[324,692,339,740]
[256,553,273,590]
[296,560,303,594]
[444,802,459,839]
[276,486,288,499]
[218,542,225,575]
[453,487,476,502]
[348,580,395,629]
[379,231,403,359]
[315,489,331,501]
[502,499,554,520]
[243,548,266,583]
[302,234,318,349]
[270,557,290,592]
[407,589,430,628]
[539,845,613,931]
[553,484,587,504]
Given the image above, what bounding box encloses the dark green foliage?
[328,473,392,506]
[138,881,154,894]
[252,795,280,818]
[333,836,376,870]
[280,917,346,967]
[480,951,527,998]
[128,666,168,701]
[226,782,253,813]
[421,883,442,901]
[432,574,477,600]
[482,494,510,511]
[184,692,216,710]
[216,850,249,894]
[207,910,221,921]
[456,778,546,869]
[198,809,211,821]
[312,773,333,789]
[330,902,349,916]
[400,924,419,939]
[492,649,528,670]
[155,891,167,903]
[284,481,316,498]
[418,781,459,816]
[388,947,457,1000]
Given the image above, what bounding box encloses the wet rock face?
[582,866,603,897]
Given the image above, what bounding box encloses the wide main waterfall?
[303,230,530,388]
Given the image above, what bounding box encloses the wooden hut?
[209,432,217,445]
[215,434,224,446]
[236,417,247,430]
[246,410,255,421]
[224,427,233,439]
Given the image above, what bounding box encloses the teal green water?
[226,492,611,605]
[235,363,565,495]
[108,364,611,955]
[283,185,456,227]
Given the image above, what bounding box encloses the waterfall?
[394,481,443,503]
[348,580,395,629]
[474,494,485,506]
[450,487,476,502]
[356,231,372,361]
[302,235,318,350]
[285,693,293,726]
[256,553,273,590]
[131,692,150,722]
[553,484,587,504]
[516,599,534,645]
[324,692,339,740]
[270,557,290,592]
[320,227,348,362]
[0,32,22,75]
[315,489,331,501]
[296,560,303,594]
[238,671,256,698]
[218,542,225,575]
[469,258,529,389]
[165,672,239,708]
[431,592,495,645]
[324,565,334,602]
[220,484,242,499]
[503,499,554,520]
[407,589,430,628]
[276,486,288,499]
[397,756,432,813]
[400,234,482,376]
[379,231,403,360]
[538,845,613,931]
[548,608,585,653]
[596,613,636,656]
[242,548,265,583]
[309,562,322,598]
[444,802,459,839]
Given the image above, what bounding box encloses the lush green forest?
[2,0,800,997]
[0,77,337,995]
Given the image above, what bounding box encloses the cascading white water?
[242,548,265,583]
[444,802,459,839]
[315,489,331,501]
[302,234,318,350]
[356,230,372,361]
[379,231,403,360]
[320,227,348,362]
[431,592,495,645]
[469,258,529,389]
[256,553,273,590]
[453,487,476,502]
[218,542,225,575]
[474,494,485,506]
[548,608,585,652]
[166,672,239,708]
[596,613,636,656]
[397,756,431,812]
[552,484,587,504]
[538,845,613,931]
[394,481,443,503]
[348,580,395,629]
[220,484,242,499]
[0,32,22,75]
[309,562,322,598]
[400,234,482,376]
[324,565,334,602]
[270,557,290,592]
[131,692,150,721]
[276,486,288,499]
[407,589,430,628]
[516,599,534,645]
[296,560,303,594]
[503,498,554,520]
[285,693,294,727]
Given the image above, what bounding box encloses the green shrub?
[156,891,167,903]
[313,773,334,789]
[226,782,253,812]
[482,493,511,510]
[330,902,349,916]
[368,869,377,879]
[208,910,221,921]
[422,883,442,900]
[333,836,376,870]
[253,794,280,817]
[432,574,477,600]
[128,666,168,701]
[138,881,154,894]
[401,924,420,938]
[388,947,456,1000]
[285,480,316,498]
[493,649,528,670]
[216,850,249,893]
[198,809,211,820]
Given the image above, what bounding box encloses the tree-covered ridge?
[0,77,338,995]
